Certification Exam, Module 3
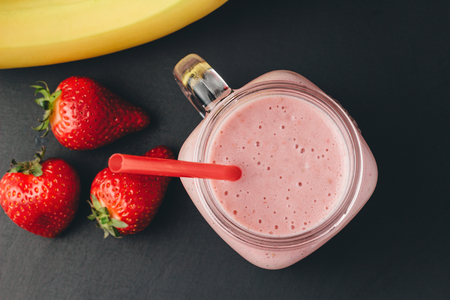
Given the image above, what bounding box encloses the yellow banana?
[0,0,227,69]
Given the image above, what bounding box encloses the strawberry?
[0,147,80,238]
[88,145,174,238]
[32,77,150,150]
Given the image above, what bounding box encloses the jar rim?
[192,81,364,250]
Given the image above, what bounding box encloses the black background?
[1,0,449,299]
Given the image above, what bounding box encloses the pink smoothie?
[207,94,349,237]
[178,69,377,269]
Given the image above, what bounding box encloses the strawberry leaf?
[8,147,45,177]
[105,228,113,238]
[30,164,43,177]
[91,196,102,211]
[88,194,128,238]
[110,218,128,228]
[32,120,50,137]
[111,227,121,238]
[99,207,109,215]
[32,82,61,135]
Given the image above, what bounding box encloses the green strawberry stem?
[31,81,61,137]
[8,146,46,177]
[88,195,128,238]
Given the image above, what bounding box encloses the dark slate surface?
[1,1,449,299]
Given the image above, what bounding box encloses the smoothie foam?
[208,94,349,237]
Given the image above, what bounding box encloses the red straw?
[109,154,242,181]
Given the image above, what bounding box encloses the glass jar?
[174,54,378,269]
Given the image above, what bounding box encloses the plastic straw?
[108,154,242,181]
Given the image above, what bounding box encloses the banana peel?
[0,0,227,69]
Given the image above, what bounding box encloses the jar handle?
[174,54,231,118]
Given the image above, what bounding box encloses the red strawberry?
[32,77,150,150]
[88,145,174,238]
[0,147,80,238]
